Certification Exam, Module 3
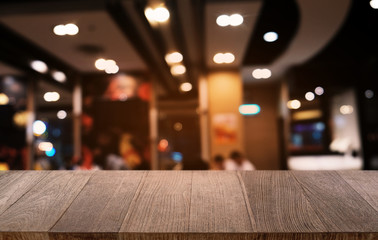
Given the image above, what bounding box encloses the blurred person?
[211,154,224,170]
[224,150,255,170]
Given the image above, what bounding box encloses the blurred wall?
[243,82,281,170]
[208,71,244,160]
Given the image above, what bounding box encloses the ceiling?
[0,0,375,99]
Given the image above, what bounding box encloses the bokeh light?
[30,60,48,73]
[52,71,66,83]
[287,100,301,109]
[165,52,183,64]
[263,32,278,42]
[365,89,374,99]
[57,110,67,119]
[305,92,315,101]
[252,68,271,79]
[213,53,235,64]
[38,142,53,152]
[216,14,243,27]
[44,92,60,102]
[145,6,170,24]
[33,120,47,136]
[45,147,56,157]
[340,105,354,115]
[180,82,192,92]
[239,104,261,115]
[315,86,324,95]
[0,93,9,105]
[171,64,186,75]
[53,23,79,36]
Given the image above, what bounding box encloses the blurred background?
[0,0,377,171]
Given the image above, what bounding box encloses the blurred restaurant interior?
[0,0,378,171]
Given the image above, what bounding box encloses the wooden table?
[0,171,377,240]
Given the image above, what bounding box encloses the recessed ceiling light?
[52,71,66,83]
[30,60,48,73]
[263,31,278,42]
[252,68,271,79]
[305,92,315,101]
[171,64,186,75]
[53,23,79,36]
[180,82,192,92]
[145,6,170,24]
[165,52,183,65]
[216,14,243,27]
[213,53,235,64]
[95,58,119,74]
[229,14,243,26]
[370,0,378,9]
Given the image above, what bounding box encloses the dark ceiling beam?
[106,0,178,95]
[192,0,206,74]
[167,0,197,91]
[0,23,77,90]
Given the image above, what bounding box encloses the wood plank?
[189,171,254,233]
[0,171,49,216]
[50,171,145,238]
[0,232,49,240]
[292,171,378,232]
[119,171,192,234]
[337,171,378,212]
[0,171,93,233]
[240,171,327,232]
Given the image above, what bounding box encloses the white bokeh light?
[305,92,315,101]
[263,32,278,42]
[33,120,47,136]
[180,82,192,92]
[57,110,67,119]
[229,14,243,26]
[52,71,66,83]
[216,15,229,27]
[30,60,48,73]
[315,86,324,95]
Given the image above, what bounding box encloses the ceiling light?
[216,15,229,27]
[239,104,261,115]
[165,52,183,64]
[145,6,170,24]
[57,110,67,119]
[263,31,278,42]
[44,92,60,102]
[30,60,48,73]
[229,14,243,26]
[0,93,9,105]
[180,82,192,92]
[95,58,106,70]
[171,65,186,75]
[52,71,66,83]
[287,100,301,109]
[315,86,324,95]
[223,53,235,63]
[216,14,243,27]
[105,64,119,74]
[53,23,79,36]
[305,92,315,101]
[370,0,378,9]
[252,68,271,79]
[213,53,235,64]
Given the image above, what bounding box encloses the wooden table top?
[0,170,377,240]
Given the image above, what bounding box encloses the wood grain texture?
[119,232,377,240]
[0,232,49,240]
[337,171,378,212]
[0,171,93,232]
[239,171,327,232]
[292,171,378,232]
[0,171,49,216]
[189,171,254,233]
[50,171,145,236]
[119,171,192,233]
